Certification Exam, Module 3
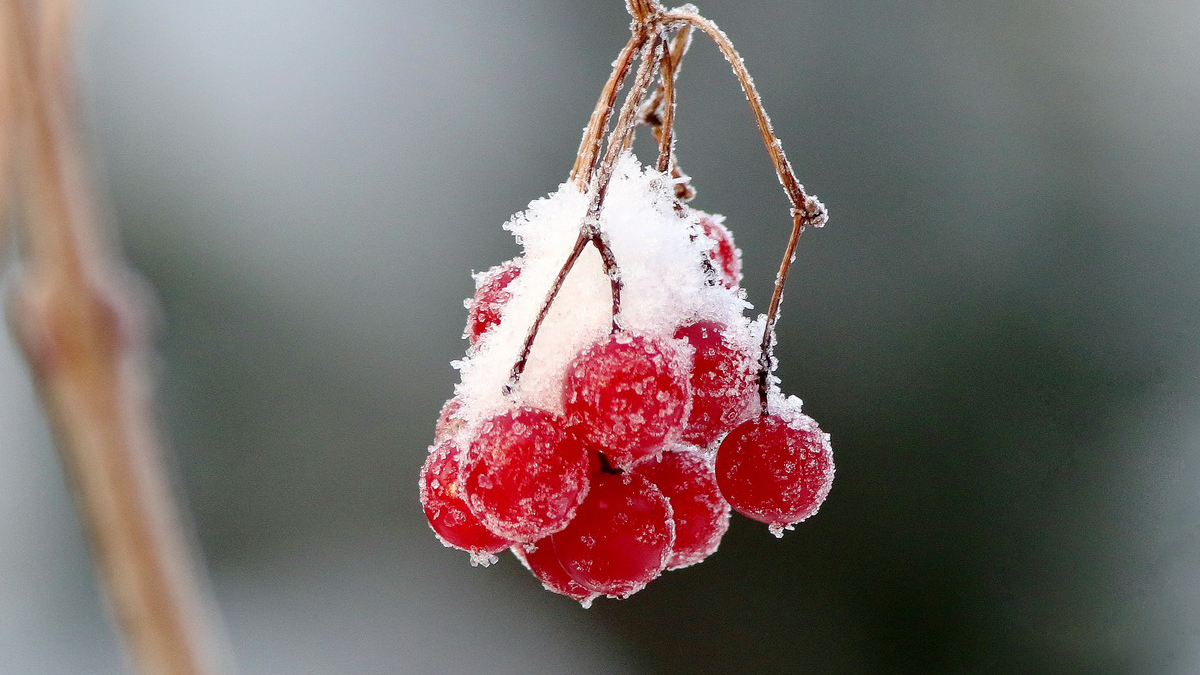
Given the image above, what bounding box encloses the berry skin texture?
[512,539,600,607]
[434,397,465,442]
[672,321,757,447]
[461,407,593,543]
[562,332,692,469]
[552,472,674,598]
[699,215,742,289]
[466,258,522,344]
[715,413,834,536]
[635,446,730,569]
[420,441,512,562]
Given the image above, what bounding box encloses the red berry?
[715,412,834,535]
[466,259,521,344]
[434,397,465,442]
[420,441,512,562]
[635,447,730,569]
[512,539,600,607]
[699,215,741,289]
[552,472,674,598]
[461,407,593,542]
[562,332,691,468]
[672,321,757,446]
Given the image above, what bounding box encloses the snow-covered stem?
[663,9,828,412]
[651,28,678,173]
[6,3,226,675]
[507,34,664,395]
[504,230,590,396]
[639,25,692,197]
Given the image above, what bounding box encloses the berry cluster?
[420,0,833,606]
[420,198,834,605]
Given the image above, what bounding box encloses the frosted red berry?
[434,397,465,442]
[672,321,757,446]
[699,215,742,289]
[715,412,834,535]
[562,332,691,468]
[552,472,674,597]
[461,407,593,542]
[635,446,730,569]
[512,539,600,606]
[419,441,512,560]
[466,259,522,344]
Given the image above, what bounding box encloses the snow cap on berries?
[452,153,751,425]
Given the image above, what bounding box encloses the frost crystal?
[452,153,752,426]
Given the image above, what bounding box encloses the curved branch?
[663,9,828,412]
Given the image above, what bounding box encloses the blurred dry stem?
[1,1,18,251]
[6,2,225,675]
[533,3,828,412]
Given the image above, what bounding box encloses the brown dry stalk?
[1,1,18,251]
[663,9,828,411]
[506,32,664,394]
[570,32,643,189]
[640,25,693,197]
[7,3,225,675]
[513,3,828,408]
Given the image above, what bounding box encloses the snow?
[451,152,754,432]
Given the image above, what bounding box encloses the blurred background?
[2,0,1199,673]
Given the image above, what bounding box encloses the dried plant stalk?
[1,1,18,249]
[514,2,829,410]
[640,24,693,196]
[507,32,665,393]
[570,32,642,188]
[7,3,225,675]
[663,8,828,408]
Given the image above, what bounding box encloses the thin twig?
[650,28,677,173]
[570,32,642,188]
[507,34,664,394]
[663,9,828,412]
[0,1,18,252]
[7,3,226,675]
[640,25,693,199]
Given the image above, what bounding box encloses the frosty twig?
[6,3,225,675]
[640,25,693,198]
[663,9,828,411]
[516,1,827,413]
[570,32,642,189]
[507,33,665,395]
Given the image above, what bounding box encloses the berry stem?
[505,230,589,396]
[640,25,694,200]
[507,34,664,395]
[626,0,663,24]
[570,32,643,189]
[663,9,829,412]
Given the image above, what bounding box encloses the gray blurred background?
[2,0,1199,673]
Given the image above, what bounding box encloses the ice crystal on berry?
[551,472,674,598]
[461,408,593,542]
[419,0,835,603]
[563,332,692,468]
[419,441,511,565]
